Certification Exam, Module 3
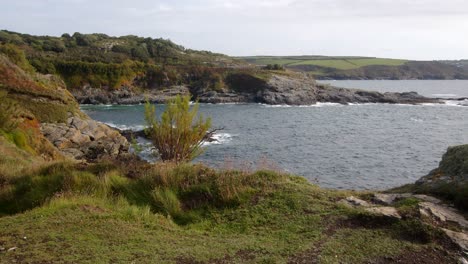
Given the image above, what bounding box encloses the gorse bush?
[144,95,212,163]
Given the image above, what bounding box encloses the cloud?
[0,0,467,59]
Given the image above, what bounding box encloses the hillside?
[241,56,468,80]
[0,43,467,263]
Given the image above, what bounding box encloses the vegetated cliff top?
[0,29,242,67]
[0,47,81,123]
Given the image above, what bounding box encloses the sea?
[81,80,468,190]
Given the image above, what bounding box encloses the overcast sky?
[1,0,467,60]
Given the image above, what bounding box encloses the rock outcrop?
[72,85,191,105]
[417,144,468,187]
[341,192,468,257]
[41,116,129,161]
[71,73,441,106]
[412,144,468,211]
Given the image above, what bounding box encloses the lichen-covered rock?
[364,206,402,219]
[41,116,129,161]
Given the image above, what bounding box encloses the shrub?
[0,91,18,133]
[144,95,212,163]
[0,43,35,73]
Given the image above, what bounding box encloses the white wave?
[431,93,458,97]
[203,133,233,146]
[260,102,343,108]
[442,99,468,107]
[104,122,146,131]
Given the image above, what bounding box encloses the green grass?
[0,158,459,263]
[242,56,408,70]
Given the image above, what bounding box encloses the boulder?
[364,207,402,219]
[372,193,412,205]
[419,202,468,229]
[41,116,129,162]
[442,229,468,252]
[339,196,371,207]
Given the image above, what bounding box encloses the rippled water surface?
[81,81,468,190]
[318,80,468,98]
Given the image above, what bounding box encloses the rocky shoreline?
[71,74,442,106]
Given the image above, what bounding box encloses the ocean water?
[81,81,468,190]
[318,80,468,98]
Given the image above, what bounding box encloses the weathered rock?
[72,85,191,105]
[412,194,442,204]
[372,193,412,205]
[364,207,402,219]
[442,229,468,252]
[41,116,129,161]
[71,73,440,106]
[419,202,468,229]
[460,256,468,264]
[339,196,371,207]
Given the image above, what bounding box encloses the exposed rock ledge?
[41,116,130,161]
[71,74,441,106]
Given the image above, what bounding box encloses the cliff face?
[0,52,129,163]
[71,71,440,106]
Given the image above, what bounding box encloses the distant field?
[241,56,408,70]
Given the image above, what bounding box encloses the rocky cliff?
[71,72,441,106]
[0,50,129,163]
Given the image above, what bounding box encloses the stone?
[62,148,85,159]
[460,257,468,264]
[372,193,412,205]
[442,229,468,252]
[339,196,371,208]
[42,116,129,162]
[64,128,80,139]
[69,133,90,145]
[364,207,402,219]
[412,194,442,204]
[71,117,89,130]
[419,202,468,229]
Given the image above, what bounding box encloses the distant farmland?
[238,56,468,79]
[240,56,407,70]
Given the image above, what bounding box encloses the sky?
[0,0,467,60]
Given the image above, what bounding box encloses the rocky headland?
[71,73,441,106]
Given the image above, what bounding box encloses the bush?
[264,64,285,71]
[144,95,212,163]
[0,43,35,73]
[0,91,18,133]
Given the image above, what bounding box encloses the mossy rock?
[439,144,468,179]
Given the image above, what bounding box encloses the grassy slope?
[0,45,463,263]
[0,160,459,263]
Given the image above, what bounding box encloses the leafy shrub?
[144,95,212,163]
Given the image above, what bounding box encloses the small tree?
[144,95,212,163]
